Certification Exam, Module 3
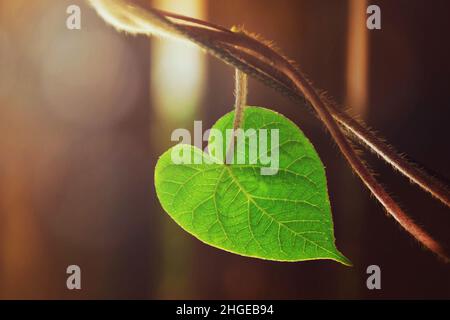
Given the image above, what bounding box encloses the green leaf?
[154,107,350,265]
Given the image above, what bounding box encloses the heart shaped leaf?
[155,107,350,265]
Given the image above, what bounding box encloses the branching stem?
[88,0,449,262]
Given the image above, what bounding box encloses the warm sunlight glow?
[89,0,208,122]
[88,0,192,44]
[150,0,206,122]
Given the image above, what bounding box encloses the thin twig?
[227,26,249,164]
[233,68,248,132]
[226,68,248,165]
[148,5,450,207]
[331,107,450,207]
[88,0,449,261]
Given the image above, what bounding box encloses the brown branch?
[226,68,248,165]
[88,0,449,261]
[166,11,450,208]
[150,7,450,207]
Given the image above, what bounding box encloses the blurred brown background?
[0,0,449,299]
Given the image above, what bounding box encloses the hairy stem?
[226,68,248,164]
[88,0,449,261]
[140,5,450,207]
[233,68,248,131]
[330,107,450,207]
